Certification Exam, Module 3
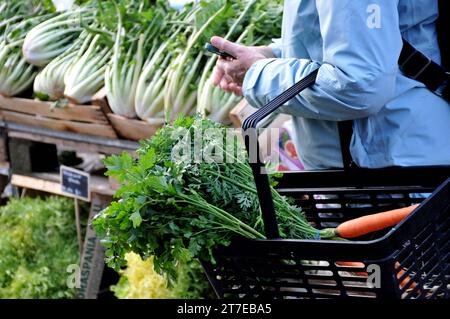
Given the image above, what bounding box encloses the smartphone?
[205,43,236,59]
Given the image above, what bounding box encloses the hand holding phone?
[205,43,236,59]
[209,36,271,96]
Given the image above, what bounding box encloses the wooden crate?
[229,99,258,128]
[107,114,163,141]
[0,95,117,138]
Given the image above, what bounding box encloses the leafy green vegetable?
[0,197,80,299]
[111,252,213,299]
[93,115,334,282]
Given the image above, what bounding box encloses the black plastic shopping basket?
[202,70,450,299]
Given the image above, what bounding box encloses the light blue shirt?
[243,0,450,169]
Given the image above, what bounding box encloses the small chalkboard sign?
[60,165,90,201]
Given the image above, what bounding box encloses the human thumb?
[211,36,242,57]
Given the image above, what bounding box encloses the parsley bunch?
[93,116,333,280]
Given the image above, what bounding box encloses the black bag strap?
[337,120,354,169]
[399,39,449,102]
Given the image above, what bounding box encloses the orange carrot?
[334,205,419,239]
[395,262,417,290]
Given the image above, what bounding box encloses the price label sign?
[60,165,90,201]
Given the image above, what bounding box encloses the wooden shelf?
[0,95,117,138]
[11,172,115,198]
[1,120,139,155]
[107,114,163,141]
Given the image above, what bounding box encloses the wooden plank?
[91,88,113,116]
[77,193,111,299]
[11,174,64,196]
[33,172,115,197]
[3,110,118,138]
[229,99,258,128]
[107,113,163,141]
[0,95,108,124]
[11,173,115,197]
[8,130,133,155]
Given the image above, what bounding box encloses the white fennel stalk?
[0,41,37,97]
[64,34,111,104]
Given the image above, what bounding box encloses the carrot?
[334,204,419,239]
[395,262,417,290]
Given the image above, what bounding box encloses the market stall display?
[0,0,448,303]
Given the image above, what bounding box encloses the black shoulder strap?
[399,39,449,102]
[337,121,354,169]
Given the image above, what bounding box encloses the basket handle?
[242,69,319,238]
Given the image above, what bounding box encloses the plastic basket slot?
[267,290,312,299]
[303,269,333,276]
[343,200,399,207]
[304,273,343,281]
[339,279,375,289]
[296,260,330,267]
[337,271,368,278]
[304,283,347,293]
[408,192,432,200]
[315,203,342,209]
[271,277,306,285]
[310,288,342,297]
[313,194,339,199]
[278,286,308,294]
[346,290,377,298]
[306,278,337,287]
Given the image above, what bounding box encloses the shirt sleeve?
[268,38,282,58]
[242,0,402,121]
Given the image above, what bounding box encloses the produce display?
[0,0,283,124]
[0,197,80,299]
[111,253,213,299]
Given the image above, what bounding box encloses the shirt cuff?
[269,39,282,58]
[242,58,278,108]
